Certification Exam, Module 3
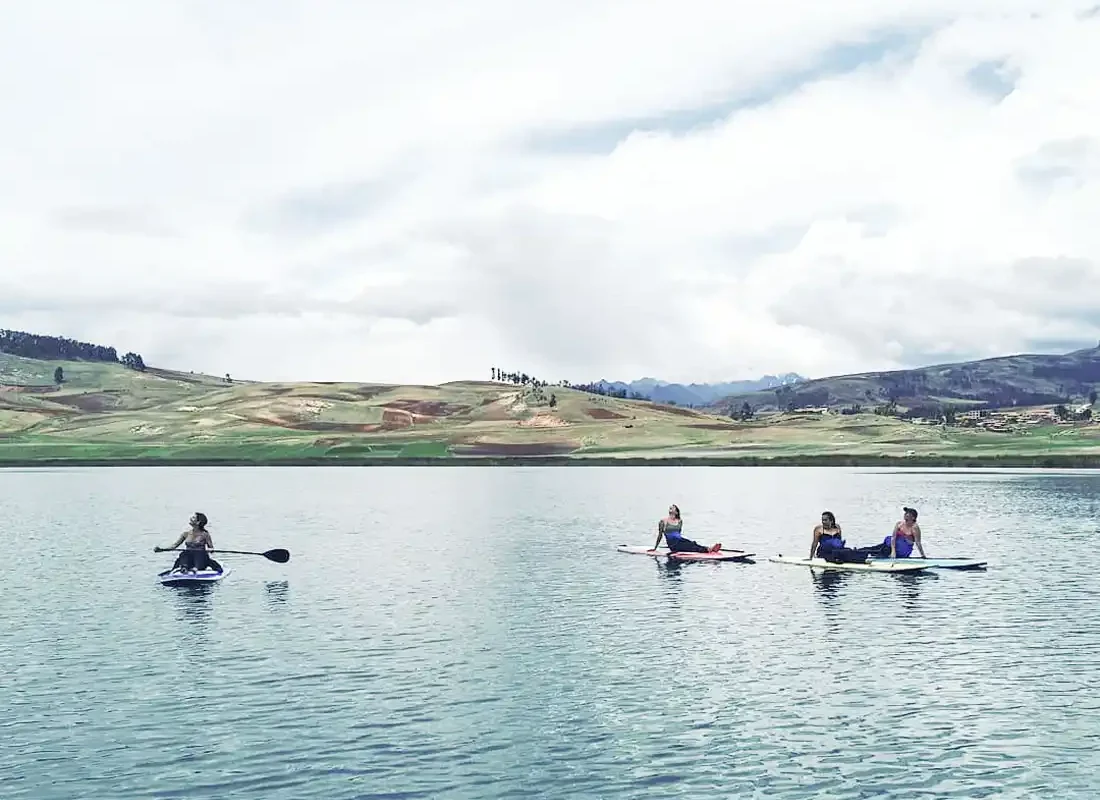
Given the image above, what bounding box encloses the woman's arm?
[890,522,899,558]
[653,519,665,550]
[809,525,821,559]
[154,532,187,552]
[914,523,926,557]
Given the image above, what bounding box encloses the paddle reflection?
[264,580,290,610]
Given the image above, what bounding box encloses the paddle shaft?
[156,547,290,562]
[211,549,276,556]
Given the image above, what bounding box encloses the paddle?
[213,548,290,563]
[155,547,290,563]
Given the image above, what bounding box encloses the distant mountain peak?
[592,373,806,406]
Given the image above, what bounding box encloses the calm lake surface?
[4,466,1100,799]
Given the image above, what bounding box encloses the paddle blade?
[264,548,291,563]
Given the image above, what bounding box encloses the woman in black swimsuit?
[154,512,223,573]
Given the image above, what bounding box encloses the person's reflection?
[810,568,849,599]
[808,569,846,638]
[655,558,686,580]
[893,571,931,610]
[167,585,215,645]
[173,584,216,616]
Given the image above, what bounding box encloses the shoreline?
[3,453,1100,468]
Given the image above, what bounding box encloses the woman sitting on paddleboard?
[878,507,927,559]
[810,511,883,563]
[154,512,223,573]
[656,504,722,553]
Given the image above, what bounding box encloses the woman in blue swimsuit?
[809,511,884,563]
[866,507,927,559]
[655,504,722,553]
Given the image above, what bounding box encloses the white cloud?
[1,0,1099,384]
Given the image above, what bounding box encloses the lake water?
[3,466,1100,799]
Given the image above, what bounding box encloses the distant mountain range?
[703,344,1100,415]
[593,373,806,407]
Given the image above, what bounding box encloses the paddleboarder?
[655,504,722,554]
[810,511,884,563]
[154,512,223,574]
[884,506,927,559]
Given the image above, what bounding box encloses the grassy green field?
[3,353,1100,465]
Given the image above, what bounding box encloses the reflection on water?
[654,558,684,578]
[893,571,933,610]
[264,580,290,609]
[809,566,934,608]
[810,568,849,599]
[161,587,214,649]
[166,583,217,608]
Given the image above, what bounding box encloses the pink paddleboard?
[616,545,755,562]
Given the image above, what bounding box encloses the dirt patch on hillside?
[381,409,415,428]
[840,424,891,436]
[659,405,706,418]
[687,423,739,430]
[478,404,514,421]
[382,399,468,417]
[244,415,382,433]
[49,392,122,412]
[584,407,627,420]
[519,413,568,428]
[0,398,70,416]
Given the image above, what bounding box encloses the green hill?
[1,350,772,462]
[709,344,1100,417]
[3,334,1100,465]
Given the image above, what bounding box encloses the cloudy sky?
[2,1,1098,385]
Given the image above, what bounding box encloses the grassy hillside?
[709,345,1100,415]
[4,349,1100,465]
[0,352,763,461]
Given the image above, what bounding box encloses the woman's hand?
[153,546,162,552]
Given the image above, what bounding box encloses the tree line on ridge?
[0,329,146,372]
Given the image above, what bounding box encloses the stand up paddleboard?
[768,555,929,572]
[157,567,232,586]
[617,545,755,562]
[866,557,987,570]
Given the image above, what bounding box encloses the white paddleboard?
[157,567,232,586]
[866,557,987,570]
[768,555,929,573]
[617,544,755,562]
